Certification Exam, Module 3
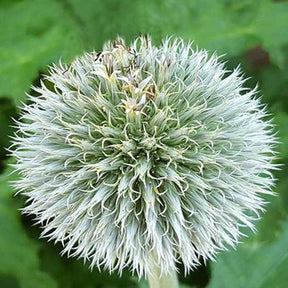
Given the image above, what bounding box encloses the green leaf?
[247,112,288,243]
[38,243,138,288]
[0,166,58,288]
[273,112,288,160]
[0,0,84,103]
[66,0,259,54]
[0,98,17,171]
[254,175,288,243]
[257,67,288,111]
[207,222,288,288]
[252,1,288,68]
[66,0,288,58]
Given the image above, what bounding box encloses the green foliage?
[0,98,17,171]
[0,167,58,288]
[0,0,84,103]
[207,223,288,288]
[1,0,288,287]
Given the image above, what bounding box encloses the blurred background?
[0,0,288,287]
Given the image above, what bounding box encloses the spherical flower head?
[12,35,277,277]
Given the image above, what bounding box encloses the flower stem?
[148,267,179,288]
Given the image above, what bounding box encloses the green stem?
[147,265,179,288]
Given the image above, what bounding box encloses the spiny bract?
[12,36,277,277]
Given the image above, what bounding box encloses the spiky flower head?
[12,35,276,277]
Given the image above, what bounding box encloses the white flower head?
[11,35,277,277]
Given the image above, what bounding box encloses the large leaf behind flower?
[67,0,288,65]
[0,0,83,103]
[207,223,288,288]
[0,167,58,288]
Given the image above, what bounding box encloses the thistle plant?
[12,35,277,288]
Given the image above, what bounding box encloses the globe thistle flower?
[11,35,277,282]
